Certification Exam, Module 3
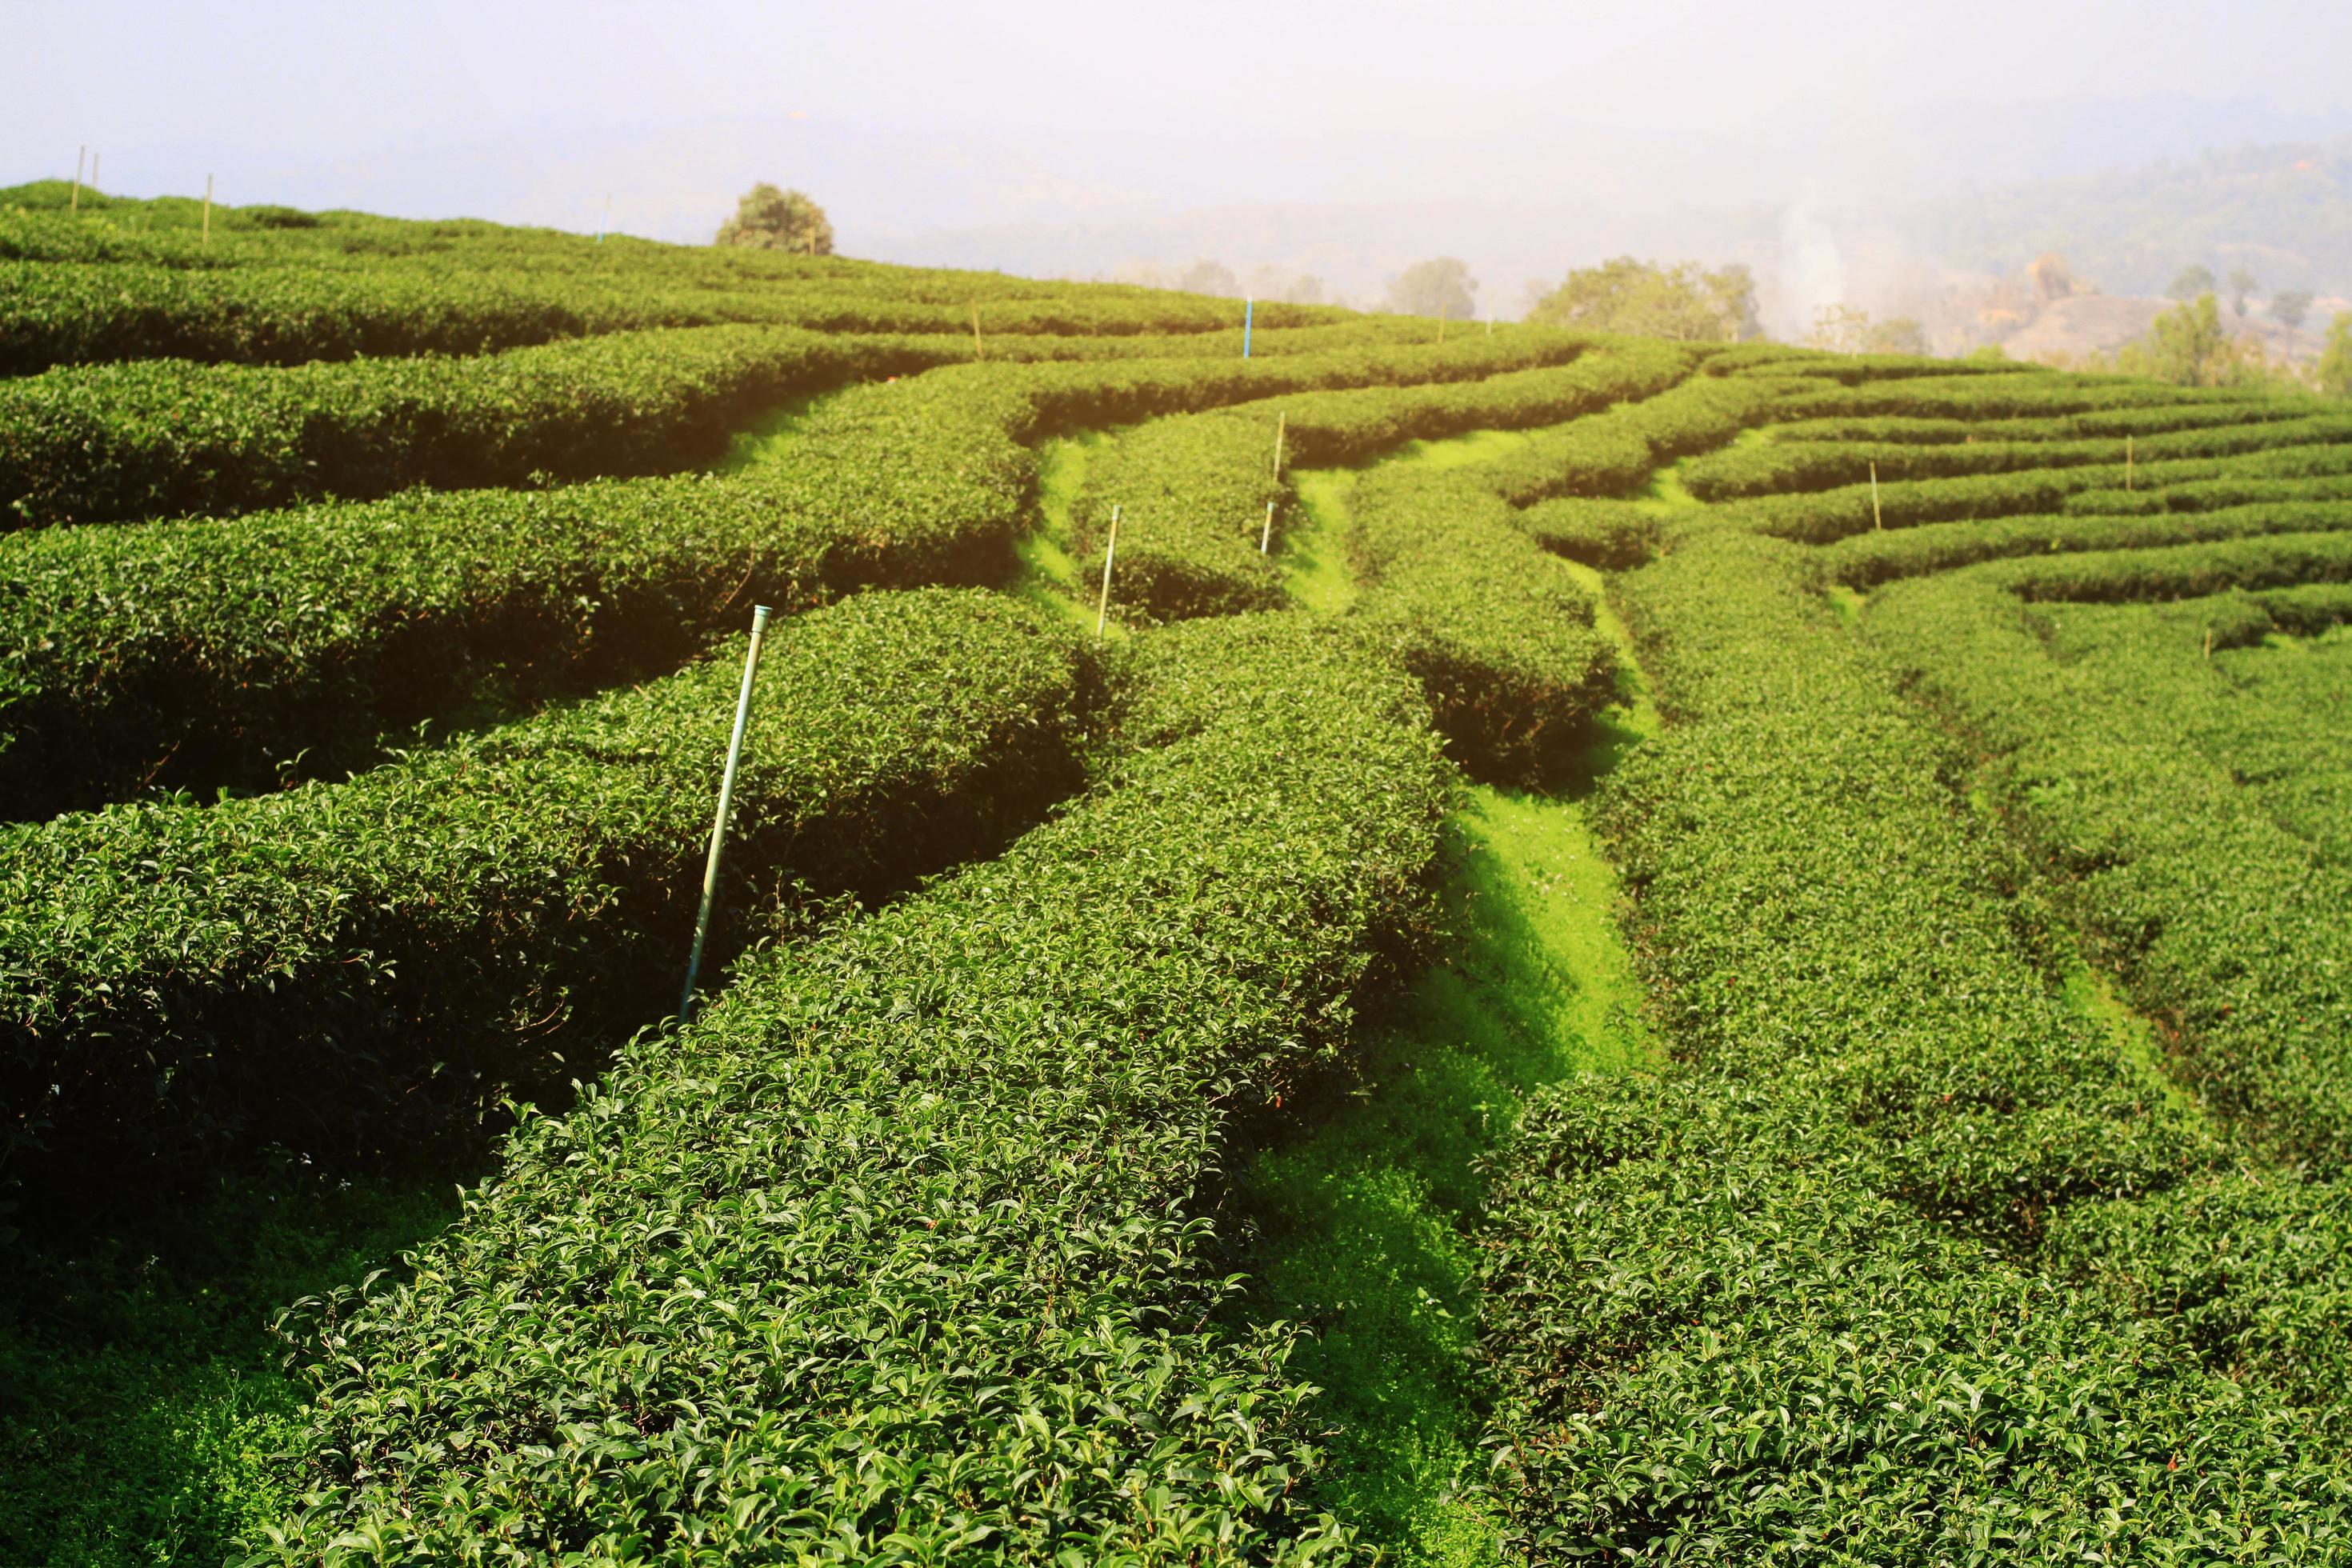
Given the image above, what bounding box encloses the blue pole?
[1242,296,1254,358]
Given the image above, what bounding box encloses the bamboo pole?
[90,153,98,198]
[1870,461,1882,530]
[70,146,83,213]
[2126,434,2134,490]
[1272,414,1286,478]
[1261,499,1274,554]
[1094,505,1121,639]
[678,604,775,1024]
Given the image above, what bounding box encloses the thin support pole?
[71,146,84,213]
[2126,434,2134,490]
[678,603,774,1025]
[971,301,983,359]
[1094,505,1121,639]
[1870,460,1882,530]
[1242,296,1254,358]
[202,174,213,245]
[1261,498,1274,554]
[1272,413,1286,478]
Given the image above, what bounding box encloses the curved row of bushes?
[1474,527,2350,1555]
[2,589,1090,1188]
[247,611,1451,1564]
[1723,440,2352,542]
[1682,409,2352,500]
[0,252,1343,372]
[1068,339,1696,623]
[1819,499,2352,586]
[0,319,1436,530]
[1764,398,2321,446]
[0,332,1587,817]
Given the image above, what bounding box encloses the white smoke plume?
[1769,178,1847,339]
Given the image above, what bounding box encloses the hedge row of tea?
[250,613,1449,1564]
[0,187,1345,370]
[0,331,1585,817]
[1,589,1088,1185]
[1475,528,2352,1554]
[1066,339,1692,623]
[0,319,1421,529]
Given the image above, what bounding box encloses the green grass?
[1011,431,1115,636]
[1232,426,1660,1565]
[1282,468,1362,614]
[708,389,831,472]
[1,1167,460,1566]
[1229,783,1657,1566]
[1394,428,1536,470]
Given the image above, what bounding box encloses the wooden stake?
[1261,499,1275,554]
[1870,460,1882,531]
[70,146,83,213]
[2126,434,2134,490]
[90,153,98,198]
[1272,414,1286,478]
[970,301,983,360]
[202,174,213,246]
[2204,626,2213,660]
[1094,505,1121,638]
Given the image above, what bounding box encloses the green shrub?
[250,613,1450,1564]
[2,590,1089,1183]
[0,334,1582,816]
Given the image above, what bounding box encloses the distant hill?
[1905,138,2352,298]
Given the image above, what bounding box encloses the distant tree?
[2114,294,2284,388]
[2226,266,2260,316]
[1806,304,1927,356]
[1523,256,1759,341]
[717,183,834,254]
[2271,289,2315,330]
[1178,259,1240,298]
[2166,264,2216,302]
[2320,313,2352,398]
[1282,274,1326,306]
[1386,258,1478,320]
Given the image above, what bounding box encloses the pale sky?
[6,0,2349,302]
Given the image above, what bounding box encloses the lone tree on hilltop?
[2115,294,2275,388]
[1525,256,1761,341]
[2272,290,2314,330]
[1386,258,1478,320]
[718,183,834,254]
[1178,259,1240,298]
[2227,266,2260,317]
[2166,263,2216,302]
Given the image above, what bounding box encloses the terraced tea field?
[2,186,2349,1564]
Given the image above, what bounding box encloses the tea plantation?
[2,183,2349,1565]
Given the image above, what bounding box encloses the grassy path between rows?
[1226,432,1662,1566]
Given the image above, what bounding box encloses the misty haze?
[7,3,2352,1563]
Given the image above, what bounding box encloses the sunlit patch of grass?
[1231,783,1658,1565]
[1012,431,1116,636]
[1,1167,458,1567]
[1282,468,1362,614]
